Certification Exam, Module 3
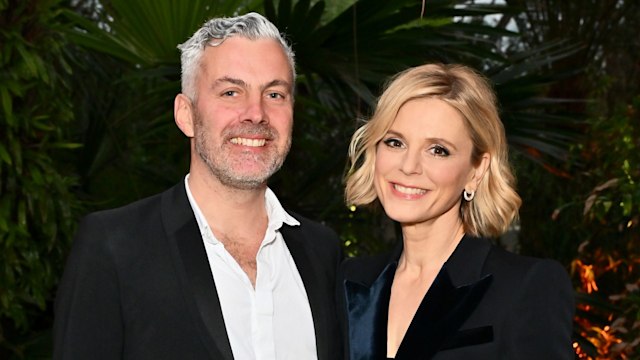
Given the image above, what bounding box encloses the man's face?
[189,37,294,190]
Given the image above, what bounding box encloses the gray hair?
[177,12,296,101]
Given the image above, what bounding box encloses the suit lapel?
[344,262,396,360]
[161,184,234,360]
[396,236,494,359]
[343,247,401,360]
[445,235,493,286]
[343,236,494,360]
[280,224,331,360]
[395,268,492,359]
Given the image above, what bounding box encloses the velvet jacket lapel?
[161,184,234,360]
[280,224,332,360]
[344,247,400,360]
[344,236,494,360]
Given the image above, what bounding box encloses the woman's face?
[374,98,484,226]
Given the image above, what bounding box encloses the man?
[54,12,343,360]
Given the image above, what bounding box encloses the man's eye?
[222,90,237,97]
[383,138,403,148]
[267,92,285,99]
[430,145,450,157]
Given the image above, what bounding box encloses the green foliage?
[515,77,640,359]
[504,2,640,356]
[0,0,82,356]
[64,0,261,65]
[569,96,640,358]
[1,0,620,357]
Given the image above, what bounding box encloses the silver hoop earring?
[463,189,475,201]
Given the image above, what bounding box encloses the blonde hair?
[345,63,521,237]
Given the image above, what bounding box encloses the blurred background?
[1,0,639,358]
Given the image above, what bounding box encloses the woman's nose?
[400,149,422,175]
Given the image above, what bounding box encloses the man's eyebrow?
[214,76,246,87]
[213,77,291,92]
[263,79,291,90]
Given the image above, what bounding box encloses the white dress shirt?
[184,176,318,360]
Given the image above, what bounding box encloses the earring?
[463,189,475,201]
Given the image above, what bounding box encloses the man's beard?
[193,112,291,190]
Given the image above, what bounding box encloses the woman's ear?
[466,153,491,192]
[174,93,195,138]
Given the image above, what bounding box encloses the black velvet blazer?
[341,235,574,360]
[54,182,344,360]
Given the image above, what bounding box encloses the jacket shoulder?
[72,186,178,256]
[484,245,569,281]
[83,191,164,225]
[482,244,574,311]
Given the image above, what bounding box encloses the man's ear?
[466,152,491,192]
[174,93,195,137]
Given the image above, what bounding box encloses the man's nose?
[242,96,267,124]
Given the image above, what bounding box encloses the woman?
[342,63,574,359]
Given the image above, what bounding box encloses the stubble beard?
[193,112,291,190]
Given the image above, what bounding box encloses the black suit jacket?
[341,235,574,360]
[54,183,344,359]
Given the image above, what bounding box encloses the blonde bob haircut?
[345,63,521,238]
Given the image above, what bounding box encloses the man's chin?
[216,172,271,190]
[205,157,284,190]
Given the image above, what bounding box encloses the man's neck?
[187,171,269,239]
[188,170,271,287]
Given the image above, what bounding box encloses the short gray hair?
[177,12,296,101]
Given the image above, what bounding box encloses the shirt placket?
[253,226,277,360]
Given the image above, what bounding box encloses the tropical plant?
[556,95,640,360]
[495,1,640,357]
[0,0,82,357]
[0,0,600,357]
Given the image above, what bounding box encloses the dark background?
[1,0,639,358]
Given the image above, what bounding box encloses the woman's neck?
[398,216,465,274]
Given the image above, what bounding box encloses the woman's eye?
[430,145,450,157]
[383,138,403,148]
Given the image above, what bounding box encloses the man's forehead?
[201,39,291,68]
[202,36,287,60]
